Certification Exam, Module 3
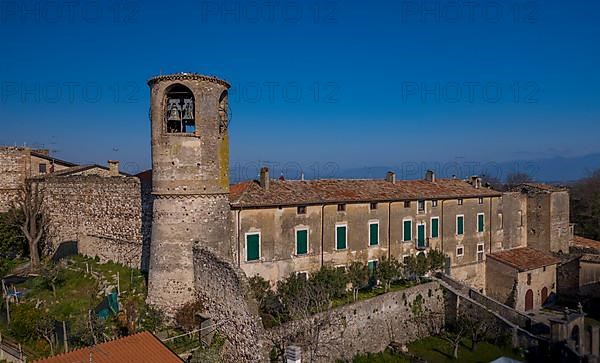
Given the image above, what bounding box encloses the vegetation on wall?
[250,251,447,328]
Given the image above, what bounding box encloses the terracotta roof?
[487,247,560,272]
[33,331,182,363]
[571,235,600,251]
[30,151,78,167]
[229,178,501,208]
[581,254,600,263]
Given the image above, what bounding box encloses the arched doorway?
[525,289,534,311]
[571,325,580,351]
[541,287,548,305]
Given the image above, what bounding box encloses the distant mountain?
[335,153,600,183]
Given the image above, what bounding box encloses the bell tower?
[146,73,231,316]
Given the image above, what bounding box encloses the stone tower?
[146,73,232,316]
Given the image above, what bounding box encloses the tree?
[189,333,226,363]
[40,262,64,298]
[248,275,271,308]
[571,169,600,240]
[10,182,49,270]
[347,261,369,301]
[481,174,504,191]
[427,249,446,273]
[0,212,27,260]
[375,256,402,292]
[404,253,429,281]
[310,265,348,299]
[505,171,533,190]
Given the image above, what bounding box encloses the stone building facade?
[145,73,232,316]
[0,147,75,212]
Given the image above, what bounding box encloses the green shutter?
[368,260,378,274]
[403,220,412,241]
[296,229,308,255]
[369,223,379,246]
[246,234,260,261]
[336,226,347,250]
[417,224,425,248]
[478,214,484,232]
[457,216,464,235]
[431,218,439,238]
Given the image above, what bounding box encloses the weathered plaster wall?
[501,192,528,250]
[580,260,600,287]
[264,281,444,363]
[515,265,556,312]
[485,258,518,307]
[0,147,29,212]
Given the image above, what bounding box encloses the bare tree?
[505,172,533,190]
[10,181,49,270]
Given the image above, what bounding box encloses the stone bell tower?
[146,73,232,316]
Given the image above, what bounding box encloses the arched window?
[218,90,229,134]
[165,84,195,134]
[525,289,534,311]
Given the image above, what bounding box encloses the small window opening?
[165,84,195,134]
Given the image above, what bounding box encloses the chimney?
[108,160,120,177]
[425,170,436,182]
[260,167,270,190]
[470,176,482,189]
[385,171,396,184]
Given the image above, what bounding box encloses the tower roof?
[147,72,230,88]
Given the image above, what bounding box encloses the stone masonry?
[146,73,232,316]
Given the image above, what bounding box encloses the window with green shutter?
[457,216,464,235]
[403,220,412,241]
[336,225,347,250]
[431,218,439,238]
[369,222,379,246]
[417,224,426,248]
[368,260,378,274]
[246,233,260,261]
[296,229,308,255]
[478,214,485,233]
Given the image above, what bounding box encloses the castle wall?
[38,175,143,268]
[501,192,528,250]
[264,281,445,362]
[550,191,570,253]
[0,147,29,212]
[485,257,518,307]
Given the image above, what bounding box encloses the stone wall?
[192,246,265,362]
[38,175,143,268]
[264,281,444,362]
[0,147,28,212]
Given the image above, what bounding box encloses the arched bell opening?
[165,84,196,134]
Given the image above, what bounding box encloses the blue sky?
[1,0,599,178]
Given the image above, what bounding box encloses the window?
[518,210,524,226]
[369,221,379,246]
[404,201,411,208]
[295,228,309,255]
[402,255,410,264]
[527,273,532,285]
[456,245,464,257]
[370,202,378,210]
[38,163,47,174]
[165,84,196,134]
[297,271,308,280]
[368,260,378,274]
[417,200,426,213]
[456,215,464,235]
[477,243,485,261]
[417,223,426,249]
[297,206,306,215]
[246,233,260,261]
[499,212,504,229]
[431,217,439,238]
[543,266,546,272]
[432,200,438,207]
[458,199,464,206]
[403,219,412,242]
[337,204,346,212]
[335,224,347,250]
[478,197,484,205]
[477,213,485,233]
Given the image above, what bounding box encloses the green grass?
[344,351,410,363]
[408,335,523,363]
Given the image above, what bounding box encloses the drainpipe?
[237,209,241,267]
[388,202,392,260]
[489,197,493,253]
[321,204,325,267]
[441,199,445,253]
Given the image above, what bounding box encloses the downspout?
[441,199,445,253]
[489,197,493,253]
[321,204,325,267]
[388,202,392,260]
[237,208,241,267]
